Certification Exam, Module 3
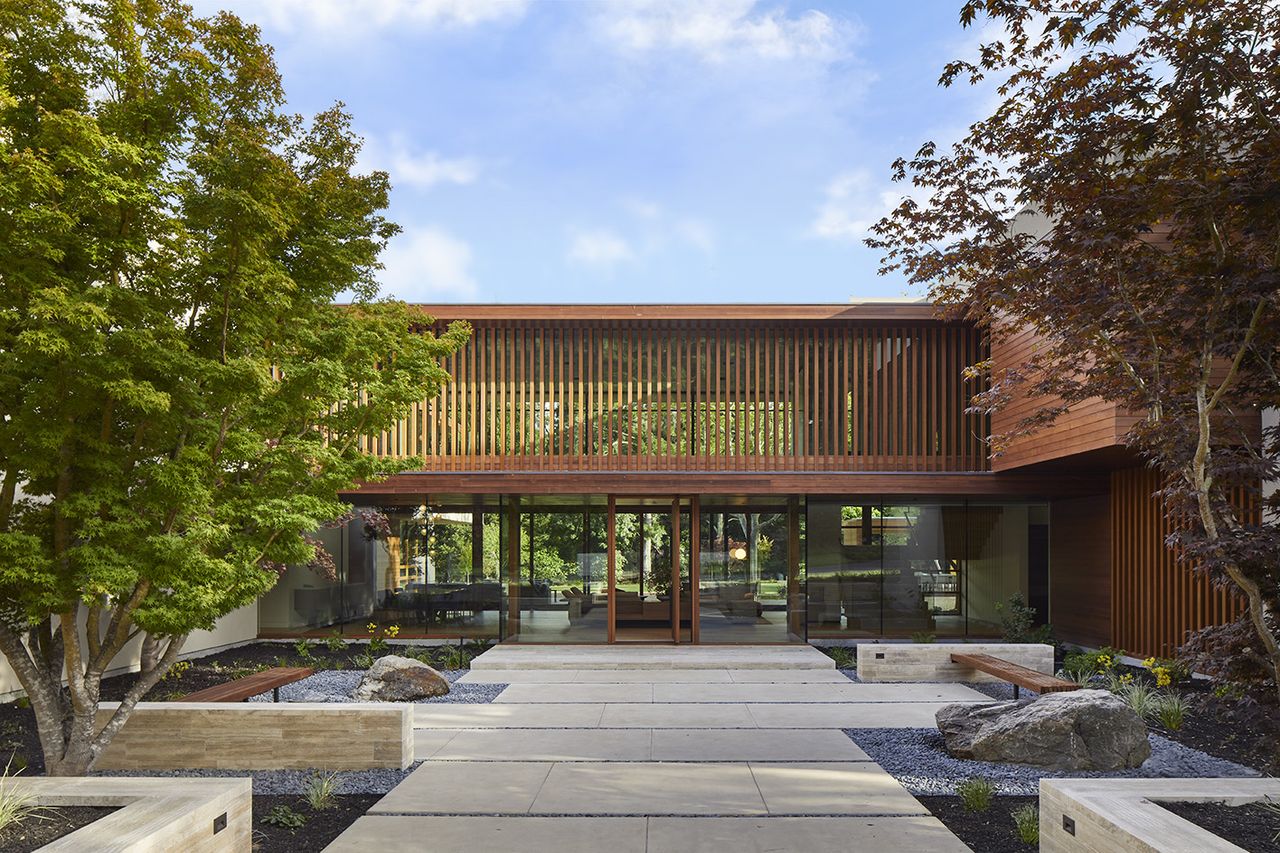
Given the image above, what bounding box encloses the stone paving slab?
[369,761,553,815]
[749,762,926,815]
[747,701,972,728]
[470,644,835,670]
[651,682,991,704]
[414,703,607,729]
[598,702,759,728]
[324,816,649,853]
[431,729,654,762]
[458,668,860,685]
[412,729,460,760]
[725,669,851,683]
[651,729,870,762]
[645,816,973,852]
[494,683,655,704]
[529,762,768,815]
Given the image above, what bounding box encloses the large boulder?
[935,689,1151,771]
[353,655,450,701]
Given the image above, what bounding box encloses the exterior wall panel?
[371,318,990,474]
[1110,467,1246,657]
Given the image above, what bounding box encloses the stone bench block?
[855,643,1054,683]
[95,701,413,770]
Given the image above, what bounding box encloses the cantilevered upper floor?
[358,302,992,475]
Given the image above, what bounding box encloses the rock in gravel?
[936,689,1151,771]
[352,655,450,701]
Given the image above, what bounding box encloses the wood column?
[690,495,701,644]
[671,497,681,644]
[607,494,616,644]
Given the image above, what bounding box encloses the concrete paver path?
[324,645,977,852]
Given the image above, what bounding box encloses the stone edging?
[1039,777,1280,852]
[3,776,250,851]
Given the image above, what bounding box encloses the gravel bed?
[94,764,421,794]
[846,727,1259,795]
[244,669,507,704]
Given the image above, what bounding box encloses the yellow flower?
[1097,654,1113,669]
[386,625,401,638]
[1143,657,1157,669]
[1119,673,1134,685]
[1154,668,1171,687]
[366,622,378,633]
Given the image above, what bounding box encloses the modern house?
[250,302,1249,659]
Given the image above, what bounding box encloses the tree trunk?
[0,622,188,776]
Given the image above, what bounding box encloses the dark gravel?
[847,727,1258,795]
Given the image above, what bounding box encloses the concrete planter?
[855,642,1054,682]
[1040,778,1280,852]
[2,777,250,852]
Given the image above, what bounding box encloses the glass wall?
[257,501,503,638]
[697,501,803,642]
[502,496,610,642]
[806,499,1048,639]
[614,501,691,642]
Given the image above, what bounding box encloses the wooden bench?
[950,653,1079,699]
[175,666,314,703]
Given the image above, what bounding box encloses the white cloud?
[255,0,528,35]
[360,135,480,191]
[810,170,904,243]
[595,0,854,64]
[673,218,715,254]
[567,228,635,269]
[379,226,478,300]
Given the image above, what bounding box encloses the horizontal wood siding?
[990,326,1136,471]
[1110,467,1246,658]
[372,319,990,474]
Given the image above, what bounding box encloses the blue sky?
[195,1,996,303]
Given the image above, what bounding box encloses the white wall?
[0,601,260,702]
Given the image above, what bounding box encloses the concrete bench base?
[855,643,1054,683]
[95,701,413,770]
[7,777,250,852]
[1041,778,1280,852]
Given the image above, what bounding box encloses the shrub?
[303,772,341,811]
[1152,692,1190,731]
[261,805,307,829]
[293,638,314,661]
[323,630,346,653]
[956,777,995,812]
[1141,656,1191,687]
[1062,647,1125,680]
[823,646,855,668]
[351,653,375,670]
[161,660,192,682]
[996,592,1055,645]
[0,759,52,833]
[911,632,936,644]
[439,644,472,671]
[1011,803,1039,845]
[1114,679,1159,720]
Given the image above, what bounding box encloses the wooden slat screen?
[364,320,988,472]
[1111,467,1247,657]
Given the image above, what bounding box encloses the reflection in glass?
[806,500,1049,639]
[503,499,610,642]
[697,506,797,642]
